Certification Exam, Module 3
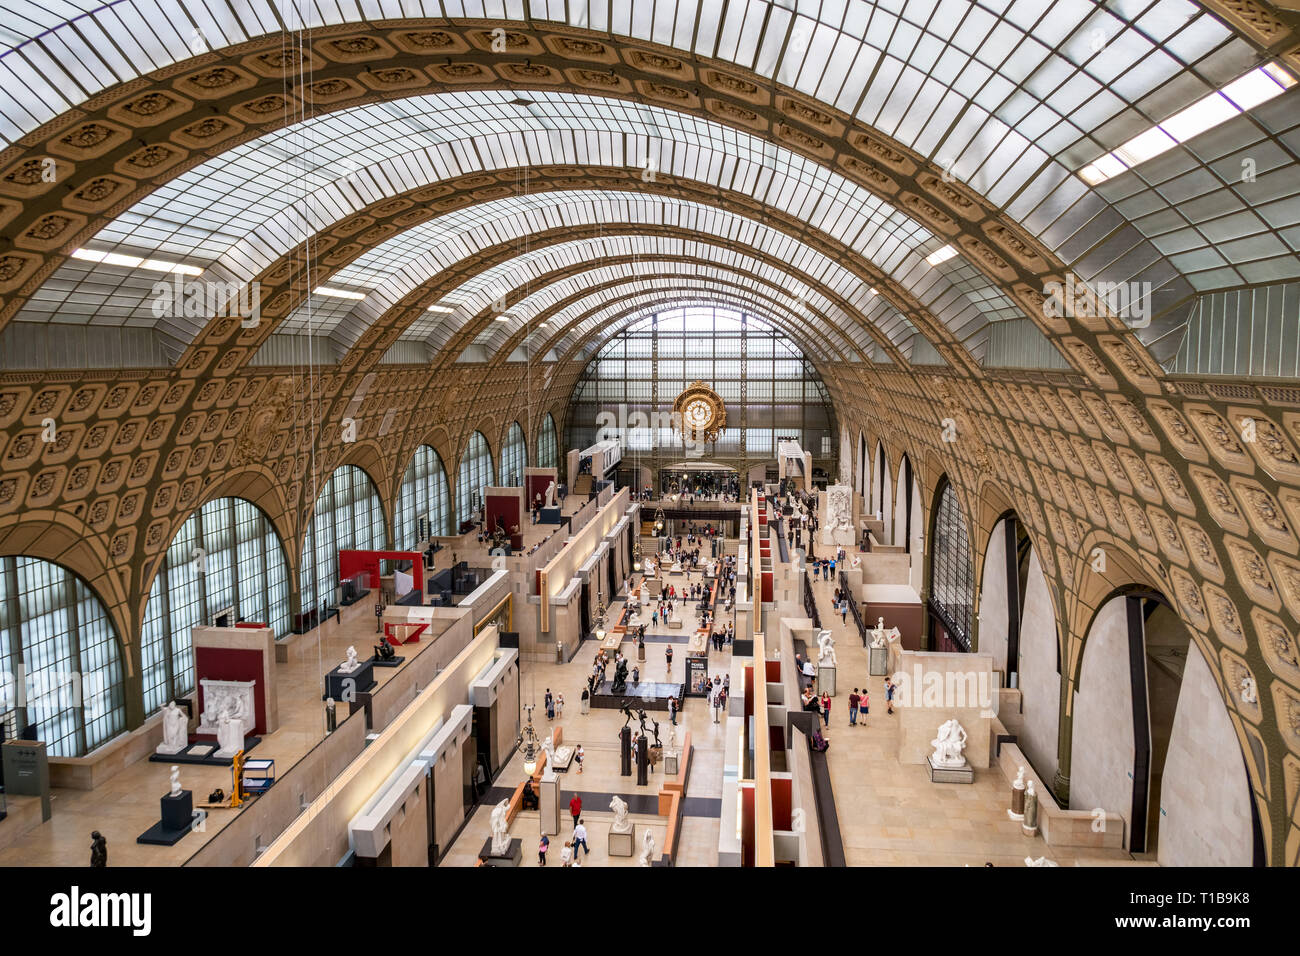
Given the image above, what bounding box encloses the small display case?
[241,758,275,794]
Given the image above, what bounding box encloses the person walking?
[885,678,895,715]
[860,688,869,722]
[560,841,573,867]
[575,744,585,774]
[572,819,589,859]
[848,688,860,726]
[569,794,582,829]
[668,695,678,726]
[538,834,550,866]
[820,691,831,728]
[711,679,722,723]
[841,601,849,625]
[555,693,565,717]
[665,644,673,673]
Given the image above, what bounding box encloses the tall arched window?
[537,413,558,469]
[140,497,290,714]
[499,422,526,487]
[395,445,451,547]
[930,478,975,650]
[456,431,494,527]
[0,557,125,757]
[300,465,386,618]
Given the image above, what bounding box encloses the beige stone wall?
[1015,550,1059,782]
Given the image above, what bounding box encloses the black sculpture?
[89,831,107,868]
[374,637,396,662]
[208,787,225,804]
[649,719,661,748]
[612,658,629,694]
[620,701,636,727]
[636,708,649,736]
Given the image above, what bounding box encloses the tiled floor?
[440,562,732,867]
[805,564,1135,866]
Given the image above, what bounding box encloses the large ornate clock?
[673,381,727,444]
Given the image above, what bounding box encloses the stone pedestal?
[637,643,646,661]
[1009,785,1026,819]
[608,827,634,857]
[539,774,561,836]
[868,646,888,676]
[635,734,649,786]
[160,790,193,831]
[620,726,632,777]
[664,752,679,776]
[479,837,523,866]
[927,755,974,784]
[818,663,836,696]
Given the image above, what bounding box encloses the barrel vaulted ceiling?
[4,3,1300,864]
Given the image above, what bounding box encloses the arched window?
[499,422,526,487]
[537,413,558,469]
[456,431,494,527]
[0,557,125,757]
[140,497,290,714]
[395,445,451,547]
[300,465,386,618]
[930,478,975,650]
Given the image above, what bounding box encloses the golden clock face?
[672,381,726,443]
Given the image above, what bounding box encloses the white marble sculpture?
[817,629,837,666]
[489,799,511,856]
[930,718,968,769]
[156,700,188,755]
[169,765,181,797]
[339,645,360,674]
[1025,856,1059,867]
[609,795,631,833]
[1240,674,1258,704]
[638,828,656,867]
[197,679,256,738]
[215,695,248,758]
[821,484,855,545]
[870,618,887,648]
[545,480,556,507]
[541,734,555,774]
[1013,766,1025,790]
[667,725,678,754]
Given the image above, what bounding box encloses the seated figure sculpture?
[930,718,969,768]
[612,658,629,694]
[374,637,396,662]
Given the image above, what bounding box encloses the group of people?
[544,687,564,721]
[710,621,734,651]
[802,686,834,727]
[708,674,730,722]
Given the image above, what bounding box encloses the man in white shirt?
[572,820,589,859]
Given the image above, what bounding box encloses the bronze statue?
[620,701,636,727]
[374,636,396,662]
[612,658,629,694]
[89,831,107,868]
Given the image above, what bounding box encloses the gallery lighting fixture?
[925,244,958,266]
[312,286,366,300]
[1079,62,1296,185]
[70,247,203,276]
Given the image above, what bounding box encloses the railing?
[802,571,820,629]
[840,570,867,645]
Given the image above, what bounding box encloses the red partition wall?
[194,647,269,736]
[771,776,793,830]
[338,550,424,601]
[486,491,522,537]
[525,473,554,505]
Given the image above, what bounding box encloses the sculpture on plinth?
[489,799,511,856]
[667,725,679,754]
[612,658,629,694]
[339,645,360,673]
[374,637,396,662]
[620,701,636,727]
[215,695,247,758]
[1021,781,1040,836]
[817,629,837,666]
[609,795,631,833]
[1025,856,1058,867]
[638,829,656,866]
[870,618,887,648]
[169,765,182,797]
[1008,765,1026,820]
[929,718,968,768]
[157,700,188,755]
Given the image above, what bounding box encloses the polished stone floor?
[440,561,732,867]
[805,564,1136,866]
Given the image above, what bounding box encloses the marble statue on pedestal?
[157,700,188,755]
[544,481,556,507]
[816,629,837,666]
[821,484,855,546]
[1008,765,1026,820]
[541,734,554,772]
[489,799,511,855]
[638,828,656,866]
[1021,780,1040,836]
[170,765,181,797]
[667,725,678,755]
[339,645,360,674]
[609,795,631,833]
[929,718,968,768]
[870,618,886,648]
[1025,856,1058,867]
[215,695,247,758]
